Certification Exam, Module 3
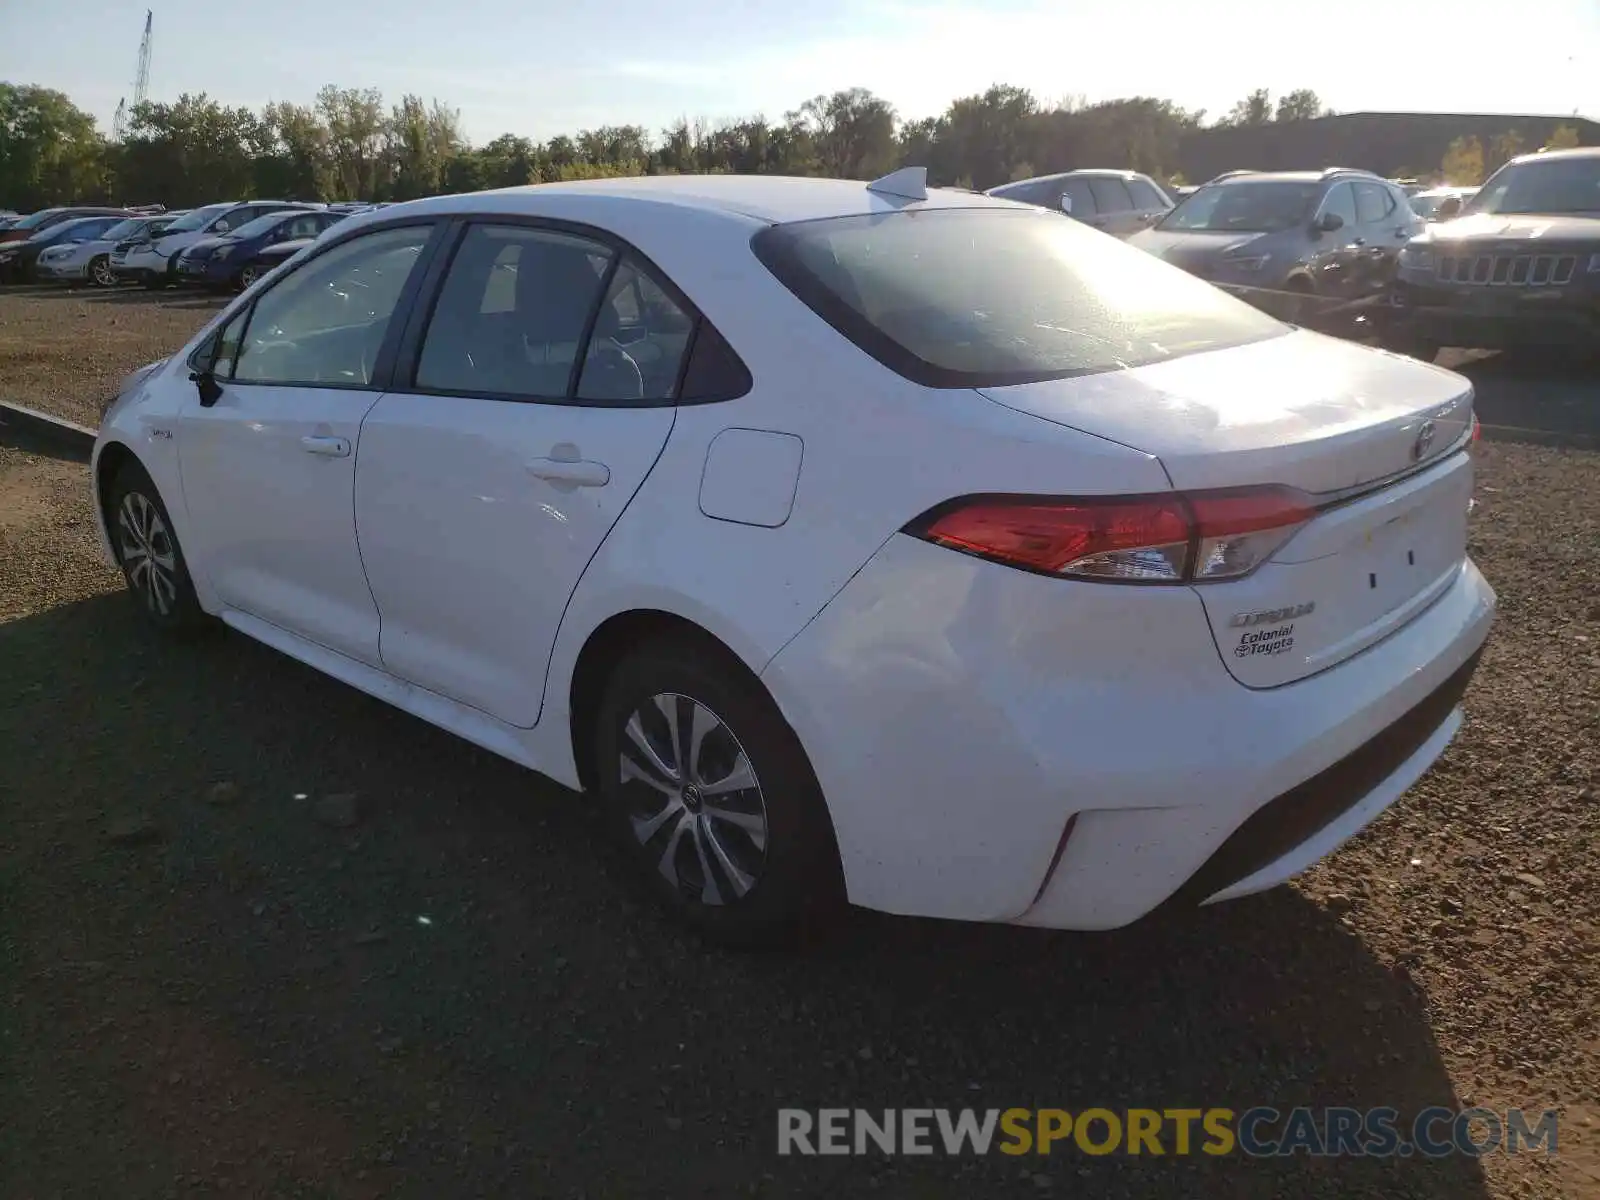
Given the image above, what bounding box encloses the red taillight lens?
[1470,414,1481,443]
[907,486,1318,584]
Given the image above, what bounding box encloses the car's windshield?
[100,218,147,242]
[1464,156,1600,216]
[33,219,92,243]
[226,213,293,240]
[163,204,234,233]
[753,207,1285,388]
[1157,180,1320,233]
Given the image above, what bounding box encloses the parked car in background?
[1410,186,1477,222]
[91,172,1492,946]
[0,214,131,284]
[1390,146,1600,360]
[34,213,181,287]
[0,206,129,245]
[986,169,1174,236]
[175,208,348,291]
[114,200,322,288]
[1129,167,1422,312]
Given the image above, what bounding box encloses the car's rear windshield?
[751,207,1285,388]
[1466,156,1600,216]
[1156,180,1320,233]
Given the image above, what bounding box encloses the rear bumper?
[762,535,1496,929]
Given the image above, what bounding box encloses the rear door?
[353,220,690,728]
[1086,177,1140,236]
[1125,176,1172,232]
[1353,180,1415,289]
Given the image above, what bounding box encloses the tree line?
[0,78,1585,213]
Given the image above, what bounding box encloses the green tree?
[1485,129,1524,175]
[1274,89,1328,122]
[1439,135,1485,185]
[790,88,898,179]
[1221,89,1274,127]
[120,93,258,206]
[0,84,108,210]
[1543,124,1581,150]
[933,85,1037,189]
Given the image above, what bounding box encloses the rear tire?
[592,637,844,949]
[140,273,165,291]
[105,460,207,634]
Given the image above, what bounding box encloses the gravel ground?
[2,292,1598,1198]
[0,287,223,426]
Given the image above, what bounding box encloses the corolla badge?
[1228,602,1315,628]
[1412,419,1437,462]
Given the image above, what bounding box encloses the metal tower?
[112,12,153,141]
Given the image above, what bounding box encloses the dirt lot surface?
[0,287,224,426]
[2,289,1599,1198]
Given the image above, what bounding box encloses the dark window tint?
[1161,181,1320,233]
[1126,178,1168,210]
[1320,182,1358,226]
[679,322,752,401]
[233,225,430,387]
[1087,178,1133,213]
[190,307,249,377]
[415,224,614,399]
[753,208,1285,388]
[1354,182,1394,223]
[1060,178,1096,216]
[576,258,695,402]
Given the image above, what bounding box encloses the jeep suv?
[1128,168,1422,307]
[986,169,1173,237]
[1390,147,1600,359]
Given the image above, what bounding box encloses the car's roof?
[1510,146,1600,164]
[1216,171,1327,184]
[383,173,1014,227]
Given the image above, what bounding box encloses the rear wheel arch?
[569,610,767,795]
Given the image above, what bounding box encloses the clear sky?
[2,0,1596,145]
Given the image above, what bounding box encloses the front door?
[176,223,436,665]
[354,221,691,727]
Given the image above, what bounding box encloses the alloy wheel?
[239,265,260,288]
[90,257,115,287]
[618,692,769,906]
[116,491,178,616]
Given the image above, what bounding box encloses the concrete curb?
[0,401,97,463]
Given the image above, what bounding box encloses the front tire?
[235,263,262,291]
[88,255,115,288]
[105,461,206,633]
[593,638,844,948]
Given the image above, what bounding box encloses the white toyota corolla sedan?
[90,169,1495,946]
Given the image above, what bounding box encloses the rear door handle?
[527,458,610,488]
[300,434,351,458]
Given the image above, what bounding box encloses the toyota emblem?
[1412,419,1437,462]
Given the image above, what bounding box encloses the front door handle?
[300,434,351,458]
[527,458,610,488]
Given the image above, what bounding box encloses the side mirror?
[1059,193,1074,215]
[1437,196,1463,219]
[189,368,223,408]
[1315,211,1345,233]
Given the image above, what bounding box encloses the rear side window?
[1127,178,1168,210]
[752,208,1286,388]
[1087,178,1133,213]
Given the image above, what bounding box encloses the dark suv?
[986,169,1173,237]
[1390,147,1600,359]
[1129,168,1422,310]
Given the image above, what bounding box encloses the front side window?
[1061,178,1096,216]
[231,224,431,387]
[754,207,1286,388]
[1354,181,1395,223]
[1319,182,1358,227]
[1160,181,1320,233]
[1088,178,1133,213]
[414,224,615,399]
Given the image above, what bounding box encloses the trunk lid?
[977,330,1477,686]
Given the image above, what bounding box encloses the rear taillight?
[1470,414,1481,443]
[906,485,1317,585]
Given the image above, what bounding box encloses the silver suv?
[986,169,1173,237]
[1128,167,1423,302]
